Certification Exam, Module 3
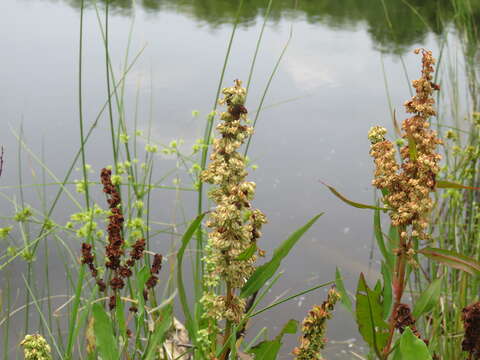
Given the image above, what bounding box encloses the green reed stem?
[194,0,245,330]
[65,0,90,356]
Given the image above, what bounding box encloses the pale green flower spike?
[21,334,52,360]
[198,80,267,355]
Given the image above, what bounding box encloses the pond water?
[0,0,469,358]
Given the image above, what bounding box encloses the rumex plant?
[330,48,480,360]
[176,80,331,360]
[20,334,52,360]
[292,287,340,360]
[198,80,267,358]
[79,168,168,359]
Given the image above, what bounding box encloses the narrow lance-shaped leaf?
[176,213,206,340]
[236,243,257,261]
[412,277,443,318]
[335,267,353,314]
[419,247,480,275]
[407,134,418,161]
[436,180,480,190]
[136,265,151,317]
[143,304,173,360]
[374,208,394,270]
[320,182,389,211]
[92,303,120,360]
[381,262,393,321]
[115,296,127,339]
[241,213,323,298]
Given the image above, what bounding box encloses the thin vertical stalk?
[244,24,292,157]
[194,0,245,324]
[105,0,118,171]
[65,0,92,356]
[245,0,273,94]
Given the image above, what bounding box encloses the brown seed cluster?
[292,287,340,360]
[143,254,163,300]
[462,302,480,359]
[81,243,106,291]
[392,303,422,339]
[369,49,441,240]
[81,168,161,310]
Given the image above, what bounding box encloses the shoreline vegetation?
[2,0,480,359]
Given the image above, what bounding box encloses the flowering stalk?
[292,287,340,360]
[81,168,161,312]
[199,80,267,358]
[21,334,52,360]
[368,49,441,356]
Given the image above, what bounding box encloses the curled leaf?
[320,182,389,211]
[419,247,480,275]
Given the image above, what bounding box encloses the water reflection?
[58,0,480,53]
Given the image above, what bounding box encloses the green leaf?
[115,296,126,339]
[437,180,480,190]
[381,262,392,321]
[248,339,281,360]
[279,319,298,335]
[407,134,418,161]
[143,304,173,360]
[248,319,298,360]
[374,209,394,271]
[335,267,353,314]
[412,277,442,319]
[397,327,432,360]
[320,182,389,210]
[136,265,151,317]
[177,214,206,342]
[92,303,119,360]
[419,247,480,275]
[387,225,399,255]
[355,273,389,358]
[237,243,257,261]
[241,214,323,298]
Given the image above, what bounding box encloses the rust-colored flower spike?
[81,168,159,311]
[293,287,340,360]
[462,301,480,359]
[198,80,267,353]
[368,48,441,240]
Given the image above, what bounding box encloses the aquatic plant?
[20,334,52,360]
[166,79,331,359]
[292,286,340,360]
[330,48,480,360]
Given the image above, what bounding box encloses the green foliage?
[248,319,298,360]
[240,213,323,298]
[143,305,173,360]
[92,303,119,360]
[419,247,480,275]
[322,183,388,210]
[412,277,443,319]
[392,327,432,360]
[176,213,206,342]
[374,209,394,271]
[335,267,353,314]
[380,263,392,321]
[355,274,389,358]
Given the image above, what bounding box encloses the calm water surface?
[0,0,468,358]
